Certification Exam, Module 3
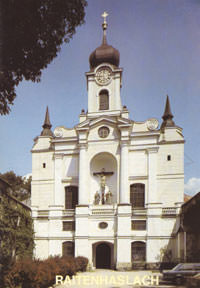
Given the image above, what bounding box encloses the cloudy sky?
[1,0,200,196]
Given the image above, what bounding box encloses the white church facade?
[31,15,184,270]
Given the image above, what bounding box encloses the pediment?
[76,115,132,129]
[89,116,118,127]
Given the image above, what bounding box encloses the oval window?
[99,222,108,229]
[98,126,110,138]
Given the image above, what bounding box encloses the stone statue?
[94,191,100,205]
[105,190,112,204]
[93,168,114,205]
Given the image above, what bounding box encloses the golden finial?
[101,11,109,24]
[101,11,108,36]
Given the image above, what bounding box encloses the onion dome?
[89,12,120,70]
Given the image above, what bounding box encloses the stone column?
[78,144,87,205]
[120,142,129,203]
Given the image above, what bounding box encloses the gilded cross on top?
[101,11,109,24]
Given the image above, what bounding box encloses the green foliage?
[0,195,34,286]
[0,0,87,114]
[5,256,89,288]
[0,171,31,200]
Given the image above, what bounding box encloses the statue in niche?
[93,168,114,205]
[94,191,100,205]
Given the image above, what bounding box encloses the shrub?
[4,255,88,288]
[75,256,88,272]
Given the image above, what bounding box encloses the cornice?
[31,148,54,153]
[158,140,185,145]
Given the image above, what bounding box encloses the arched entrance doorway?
[96,243,111,269]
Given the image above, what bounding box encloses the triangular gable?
[117,116,132,125]
[89,116,117,127]
[76,115,133,130]
[75,119,90,129]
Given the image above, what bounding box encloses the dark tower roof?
[89,13,120,70]
[161,95,175,129]
[41,106,53,137]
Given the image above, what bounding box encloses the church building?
[31,14,184,270]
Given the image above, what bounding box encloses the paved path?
[54,269,185,288]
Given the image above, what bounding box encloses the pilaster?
[78,144,88,205]
[146,147,159,205]
[120,141,129,203]
[54,153,64,206]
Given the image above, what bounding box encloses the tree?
[0,194,34,286]
[0,171,31,200]
[0,0,87,114]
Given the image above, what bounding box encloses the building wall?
[31,60,184,268]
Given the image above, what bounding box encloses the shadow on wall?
[154,217,182,271]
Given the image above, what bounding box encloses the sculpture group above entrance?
[93,168,113,205]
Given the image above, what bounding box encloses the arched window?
[99,90,109,110]
[130,183,145,208]
[131,241,146,262]
[62,241,74,257]
[65,186,78,209]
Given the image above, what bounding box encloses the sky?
[1,0,200,195]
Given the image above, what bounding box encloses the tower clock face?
[95,67,112,85]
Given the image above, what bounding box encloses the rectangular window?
[167,155,171,161]
[132,220,146,230]
[63,221,75,231]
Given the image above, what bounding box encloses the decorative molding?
[129,176,148,180]
[131,131,160,137]
[158,140,185,145]
[146,118,159,131]
[53,153,64,160]
[62,177,78,183]
[31,148,54,153]
[146,147,159,154]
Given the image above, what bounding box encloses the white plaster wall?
[128,151,148,177]
[147,217,177,237]
[157,143,184,175]
[34,239,49,259]
[31,182,54,209]
[157,178,184,205]
[49,240,62,256]
[32,152,54,180]
[34,219,49,236]
[88,218,115,237]
[146,238,173,262]
[32,137,52,150]
[75,239,89,258]
[117,239,131,263]
[64,155,79,177]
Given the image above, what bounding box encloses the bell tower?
[86,12,123,118]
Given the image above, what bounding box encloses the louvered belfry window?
[62,241,74,257]
[99,90,109,110]
[65,186,78,209]
[130,183,145,208]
